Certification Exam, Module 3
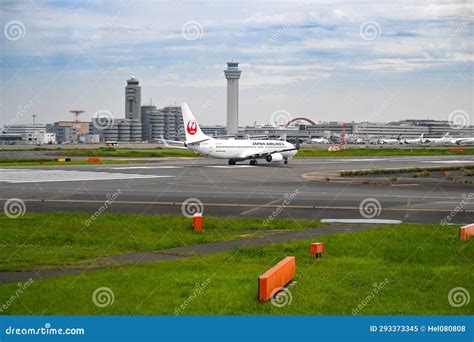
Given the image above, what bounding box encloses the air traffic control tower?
[224,62,242,136]
[125,76,141,122]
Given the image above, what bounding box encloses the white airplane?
[456,137,474,145]
[310,137,330,144]
[378,134,402,145]
[426,132,457,145]
[164,103,299,165]
[403,134,426,144]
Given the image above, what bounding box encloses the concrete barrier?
[258,256,295,301]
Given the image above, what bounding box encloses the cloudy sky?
[0,0,472,127]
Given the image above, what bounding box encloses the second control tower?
[224,62,242,136]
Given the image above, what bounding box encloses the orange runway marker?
[460,224,474,241]
[309,242,325,258]
[193,213,203,232]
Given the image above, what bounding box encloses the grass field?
[2,146,472,160]
[53,146,474,158]
[296,146,474,157]
[0,213,322,271]
[0,222,472,315]
[339,165,474,177]
[55,147,198,158]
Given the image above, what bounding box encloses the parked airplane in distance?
[456,136,474,145]
[426,132,461,145]
[164,103,299,165]
[378,134,402,145]
[403,134,426,144]
[310,137,330,144]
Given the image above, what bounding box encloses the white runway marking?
[424,160,474,164]
[0,169,173,183]
[321,219,402,224]
[207,165,254,168]
[111,166,183,169]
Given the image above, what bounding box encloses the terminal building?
[201,125,227,137]
[53,126,77,144]
[53,121,90,135]
[1,123,56,145]
[141,105,184,141]
[214,118,474,143]
[89,118,142,143]
[397,119,473,138]
[353,123,429,138]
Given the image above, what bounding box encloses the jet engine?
[265,153,283,163]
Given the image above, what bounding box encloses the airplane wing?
[456,138,473,145]
[160,136,188,150]
[238,142,300,160]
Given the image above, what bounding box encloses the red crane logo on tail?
[187,120,197,135]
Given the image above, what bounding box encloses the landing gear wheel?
[284,159,288,165]
[250,159,258,166]
[228,159,236,165]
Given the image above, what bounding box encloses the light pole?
[32,114,37,144]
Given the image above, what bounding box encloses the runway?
[1,155,473,224]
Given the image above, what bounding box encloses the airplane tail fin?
[181,103,211,144]
[443,132,449,138]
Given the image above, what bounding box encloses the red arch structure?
[284,117,316,127]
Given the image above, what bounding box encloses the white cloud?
[0,0,472,125]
